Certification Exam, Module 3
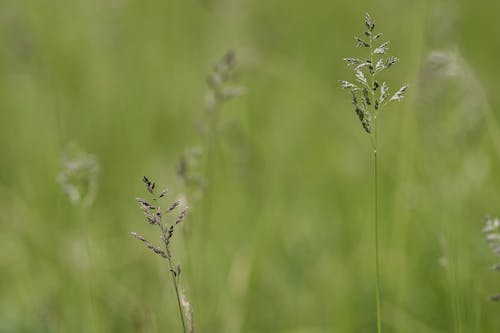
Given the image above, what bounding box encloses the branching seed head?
[339,13,408,135]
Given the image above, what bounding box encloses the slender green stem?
[159,222,187,333]
[167,257,187,333]
[374,148,382,333]
[369,30,382,333]
[202,105,220,241]
[78,209,99,333]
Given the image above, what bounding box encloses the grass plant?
[131,176,193,333]
[339,13,408,333]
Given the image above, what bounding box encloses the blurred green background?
[1,0,500,332]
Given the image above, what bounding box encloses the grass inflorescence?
[131,176,193,333]
[339,13,408,143]
[339,13,408,333]
[177,50,246,212]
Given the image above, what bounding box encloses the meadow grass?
[131,177,191,333]
[340,13,408,332]
[1,1,500,332]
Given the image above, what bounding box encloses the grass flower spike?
[340,13,408,143]
[131,176,193,333]
[339,13,408,333]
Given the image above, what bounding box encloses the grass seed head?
[339,13,408,136]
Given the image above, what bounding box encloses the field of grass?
[1,0,500,332]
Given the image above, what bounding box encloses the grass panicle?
[179,50,246,180]
[204,50,247,115]
[131,176,193,333]
[58,143,100,208]
[340,13,408,140]
[339,13,408,333]
[177,50,246,205]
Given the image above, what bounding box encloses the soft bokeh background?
[1,0,500,332]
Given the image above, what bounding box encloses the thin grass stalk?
[170,271,187,333]
[201,103,220,246]
[374,147,381,333]
[369,29,382,333]
[131,177,192,333]
[339,13,408,333]
[159,223,188,333]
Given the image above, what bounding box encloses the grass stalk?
[157,218,188,333]
[374,148,382,333]
[339,13,408,332]
[131,177,192,333]
[369,27,382,333]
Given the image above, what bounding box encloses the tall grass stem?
[160,220,188,333]
[374,148,382,333]
[168,258,187,333]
